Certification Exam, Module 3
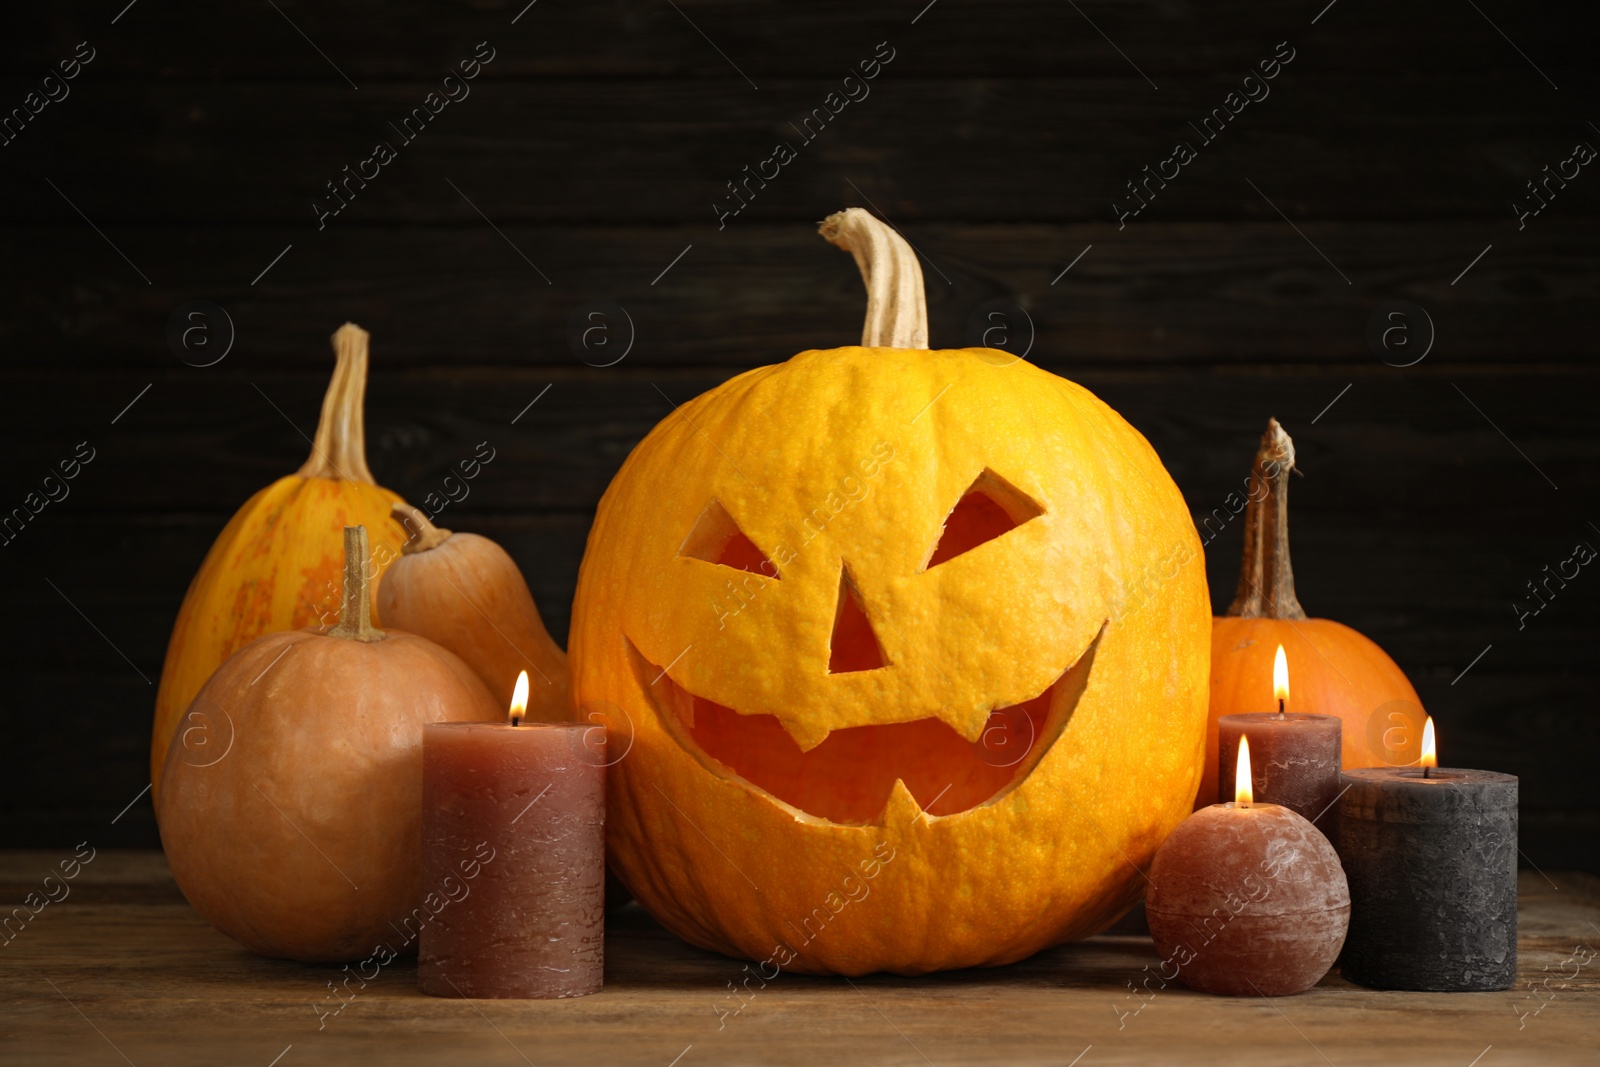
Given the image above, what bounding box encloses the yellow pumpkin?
[151,323,406,798]
[1198,418,1425,808]
[570,209,1210,975]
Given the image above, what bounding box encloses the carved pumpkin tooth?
[783,717,832,753]
[881,778,925,826]
[948,702,993,745]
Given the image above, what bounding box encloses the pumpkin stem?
[297,323,378,483]
[392,502,454,554]
[327,525,387,642]
[819,208,929,349]
[1226,418,1307,620]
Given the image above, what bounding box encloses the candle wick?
[512,716,521,728]
[1423,765,1430,779]
[1277,698,1285,719]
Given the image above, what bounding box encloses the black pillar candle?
[1336,767,1518,991]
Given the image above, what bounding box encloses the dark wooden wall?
[2,2,1595,871]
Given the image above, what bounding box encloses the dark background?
[1,2,1594,870]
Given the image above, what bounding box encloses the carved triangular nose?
[829,567,887,674]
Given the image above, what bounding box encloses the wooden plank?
[0,854,1595,1066]
[1,223,1596,368]
[2,366,1595,514]
[16,0,1597,81]
[4,77,1597,226]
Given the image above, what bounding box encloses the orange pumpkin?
[151,324,406,798]
[158,526,501,961]
[378,503,570,717]
[1198,419,1426,808]
[570,208,1210,975]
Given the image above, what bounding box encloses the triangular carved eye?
[679,500,779,577]
[829,568,887,674]
[925,470,1044,569]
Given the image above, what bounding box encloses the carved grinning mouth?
[628,625,1103,825]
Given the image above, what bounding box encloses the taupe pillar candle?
[1336,767,1517,991]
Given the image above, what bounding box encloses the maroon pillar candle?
[1217,712,1342,836]
[419,720,605,998]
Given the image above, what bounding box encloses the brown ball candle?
[1148,742,1350,996]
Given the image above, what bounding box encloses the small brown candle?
[1217,645,1343,838]
[419,672,605,999]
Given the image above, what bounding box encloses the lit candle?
[1336,717,1517,991]
[1147,740,1350,996]
[418,671,606,998]
[1216,646,1343,838]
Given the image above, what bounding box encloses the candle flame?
[1273,645,1289,711]
[1235,736,1253,807]
[1420,715,1437,769]
[509,670,529,724]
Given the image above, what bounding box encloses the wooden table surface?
[3,852,1597,1067]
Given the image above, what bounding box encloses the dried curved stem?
[1226,418,1307,620]
[392,502,454,554]
[819,208,929,349]
[298,323,377,483]
[327,525,386,641]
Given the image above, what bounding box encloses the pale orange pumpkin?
[151,324,406,798]
[570,208,1210,975]
[157,526,501,962]
[1197,419,1426,808]
[377,503,570,717]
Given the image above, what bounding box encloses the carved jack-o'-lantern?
[570,209,1209,975]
